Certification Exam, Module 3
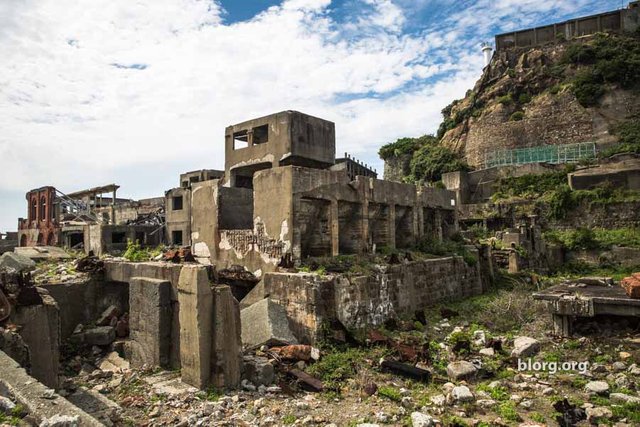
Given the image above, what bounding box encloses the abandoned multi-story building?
[17,184,164,255]
[165,110,457,276]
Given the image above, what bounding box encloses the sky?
[0,0,626,232]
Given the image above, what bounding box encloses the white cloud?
[0,0,614,230]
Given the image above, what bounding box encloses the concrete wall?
[9,294,60,389]
[495,4,639,51]
[190,180,221,261]
[166,187,192,246]
[42,279,129,341]
[225,111,335,187]
[569,158,640,191]
[265,254,486,343]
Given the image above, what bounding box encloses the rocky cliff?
[439,32,640,168]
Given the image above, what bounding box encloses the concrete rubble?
[240,298,298,349]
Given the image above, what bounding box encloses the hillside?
[381,31,640,179]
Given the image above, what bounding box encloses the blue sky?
[0,0,626,232]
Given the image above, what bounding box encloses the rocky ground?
[38,273,638,427]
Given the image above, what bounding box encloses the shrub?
[378,386,402,402]
[122,240,162,262]
[378,136,423,160]
[510,111,525,121]
[518,93,532,104]
[498,401,522,422]
[572,69,605,107]
[409,143,469,182]
[497,93,514,105]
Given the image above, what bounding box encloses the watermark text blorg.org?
[518,358,589,375]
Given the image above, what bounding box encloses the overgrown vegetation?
[562,33,640,107]
[122,240,163,262]
[599,117,640,157]
[544,227,640,250]
[409,139,469,182]
[492,170,640,220]
[378,134,469,183]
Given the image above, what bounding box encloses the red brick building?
[17,186,60,247]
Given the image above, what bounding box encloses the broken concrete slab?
[142,371,199,397]
[178,265,213,389]
[0,350,101,426]
[96,305,120,327]
[84,326,116,346]
[240,298,298,349]
[128,277,173,368]
[14,246,71,261]
[67,386,122,426]
[0,252,35,273]
[97,351,130,374]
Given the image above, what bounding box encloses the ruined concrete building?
[17,184,164,255]
[166,110,457,276]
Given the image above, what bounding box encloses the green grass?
[378,385,403,402]
[122,240,163,262]
[611,402,640,423]
[497,401,521,422]
[477,383,509,401]
[282,414,297,425]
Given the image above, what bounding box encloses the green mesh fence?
[482,142,596,169]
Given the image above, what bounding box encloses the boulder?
[240,298,297,349]
[584,381,610,396]
[479,348,495,357]
[410,412,437,427]
[446,361,477,381]
[0,252,35,273]
[451,385,474,403]
[510,336,540,358]
[0,396,16,414]
[84,327,116,346]
[585,406,612,423]
[610,393,640,404]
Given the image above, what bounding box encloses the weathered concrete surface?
[177,265,213,389]
[42,279,128,341]
[14,246,71,261]
[0,329,30,368]
[240,298,298,349]
[67,386,122,426]
[266,255,485,343]
[211,285,242,389]
[0,251,35,272]
[0,350,101,426]
[128,277,173,368]
[9,293,60,389]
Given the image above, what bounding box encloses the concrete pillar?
[330,200,339,257]
[553,314,572,337]
[211,286,241,389]
[178,265,213,389]
[111,189,117,224]
[361,179,370,253]
[388,204,396,249]
[128,278,173,368]
[434,210,443,242]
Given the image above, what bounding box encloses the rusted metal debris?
[286,368,324,392]
[269,345,320,362]
[76,254,105,273]
[621,273,640,298]
[379,358,431,382]
[163,247,196,263]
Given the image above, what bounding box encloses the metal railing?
[481,142,596,169]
